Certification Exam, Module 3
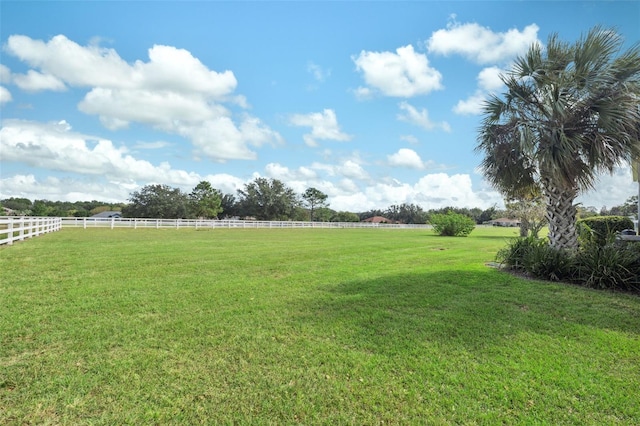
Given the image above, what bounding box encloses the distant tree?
[1,198,124,217]
[237,178,299,220]
[122,184,189,218]
[84,201,121,213]
[505,196,547,238]
[90,206,113,215]
[359,209,385,221]
[302,187,329,221]
[331,211,360,222]
[48,206,71,217]
[31,200,50,216]
[291,206,310,222]
[603,195,638,219]
[477,206,499,224]
[313,207,335,222]
[467,208,483,223]
[1,197,32,213]
[220,193,239,218]
[189,181,222,219]
[385,203,427,224]
[576,205,599,220]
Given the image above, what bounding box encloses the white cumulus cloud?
[0,65,12,84]
[3,34,280,161]
[289,109,352,147]
[576,166,637,210]
[397,101,451,132]
[339,160,369,180]
[12,70,67,92]
[328,173,503,212]
[0,86,12,104]
[5,35,238,95]
[352,44,443,98]
[0,172,246,203]
[0,174,132,203]
[453,93,488,116]
[1,119,201,185]
[427,22,540,64]
[309,159,370,181]
[453,66,506,116]
[307,61,331,82]
[388,148,425,169]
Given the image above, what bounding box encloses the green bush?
[497,236,573,281]
[521,242,574,282]
[496,236,543,271]
[577,216,634,247]
[497,236,640,290]
[430,212,476,237]
[574,242,640,290]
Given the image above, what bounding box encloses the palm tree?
[477,27,640,249]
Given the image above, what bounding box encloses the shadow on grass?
[419,233,519,240]
[469,234,520,240]
[300,269,640,356]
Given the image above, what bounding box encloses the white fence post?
[7,219,14,245]
[18,217,24,241]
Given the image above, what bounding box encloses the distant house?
[363,216,395,224]
[487,217,521,227]
[91,211,122,219]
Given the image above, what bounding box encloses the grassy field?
[1,227,639,424]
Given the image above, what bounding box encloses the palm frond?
[477,26,640,197]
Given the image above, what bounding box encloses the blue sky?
[1,1,638,212]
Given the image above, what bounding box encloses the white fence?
[0,216,63,246]
[61,217,432,230]
[0,216,431,246]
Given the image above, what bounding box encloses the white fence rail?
[61,217,432,230]
[0,216,63,246]
[0,216,431,246]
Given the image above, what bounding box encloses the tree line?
[2,177,636,226]
[0,198,125,217]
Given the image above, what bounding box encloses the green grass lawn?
[1,227,639,424]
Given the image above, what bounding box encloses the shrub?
[496,236,543,271]
[574,241,640,290]
[577,216,634,247]
[521,243,574,282]
[430,212,476,236]
[497,236,573,281]
[497,236,640,291]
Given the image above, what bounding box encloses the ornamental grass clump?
[520,241,574,282]
[497,234,640,291]
[496,236,543,271]
[496,236,573,281]
[574,240,640,291]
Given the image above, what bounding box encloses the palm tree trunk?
[543,181,578,250]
